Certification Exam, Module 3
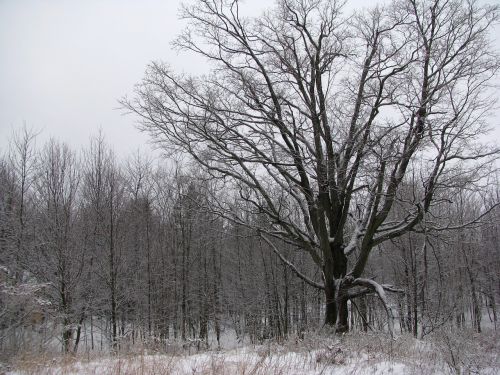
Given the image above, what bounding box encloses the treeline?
[0,129,498,358]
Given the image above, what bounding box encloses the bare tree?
[33,140,81,353]
[81,134,125,350]
[123,0,500,332]
[7,126,38,280]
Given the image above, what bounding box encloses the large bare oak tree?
[123,0,500,333]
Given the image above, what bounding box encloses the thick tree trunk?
[337,298,349,332]
[324,243,348,331]
[324,279,349,331]
[62,323,72,354]
[324,277,337,326]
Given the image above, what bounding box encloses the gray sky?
[0,0,278,157]
[1,0,499,158]
[0,0,200,157]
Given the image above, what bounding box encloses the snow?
[7,331,499,375]
[1,346,472,375]
[7,350,417,375]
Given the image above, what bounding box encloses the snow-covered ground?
[5,349,432,375]
[6,331,499,375]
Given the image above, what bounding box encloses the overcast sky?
[1,0,499,159]
[0,0,199,157]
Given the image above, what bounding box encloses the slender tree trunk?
[109,204,117,350]
[359,296,368,332]
[469,277,481,333]
[463,246,481,333]
[300,280,307,337]
[212,237,222,348]
[60,274,72,353]
[73,310,85,354]
[283,265,289,338]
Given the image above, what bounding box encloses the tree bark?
[324,242,349,331]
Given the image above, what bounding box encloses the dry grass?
[430,328,499,374]
[6,329,499,375]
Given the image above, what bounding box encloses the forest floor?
[5,329,499,375]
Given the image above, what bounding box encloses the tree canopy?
[123,0,500,332]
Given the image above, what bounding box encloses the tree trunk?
[359,296,369,332]
[283,265,289,338]
[62,322,72,354]
[324,242,348,331]
[324,276,337,326]
[324,280,349,331]
[73,311,85,354]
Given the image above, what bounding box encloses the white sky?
[0,0,199,157]
[0,0,499,158]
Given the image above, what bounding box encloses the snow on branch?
[343,222,365,256]
[351,278,396,338]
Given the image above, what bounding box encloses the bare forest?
[1,0,500,374]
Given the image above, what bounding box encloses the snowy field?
[6,331,499,375]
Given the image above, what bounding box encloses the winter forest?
[1,0,500,374]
